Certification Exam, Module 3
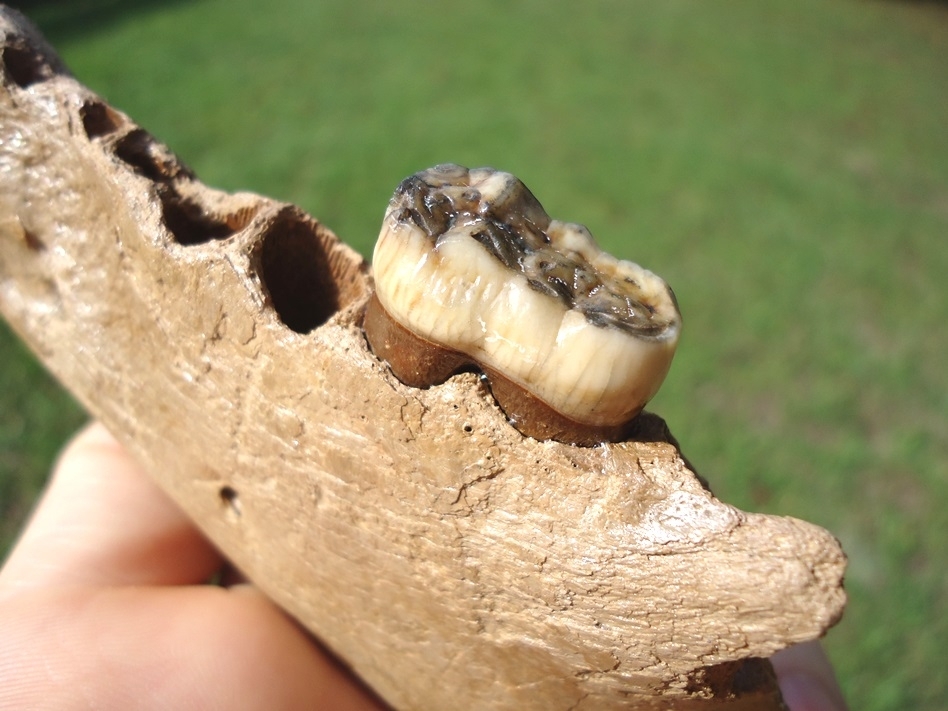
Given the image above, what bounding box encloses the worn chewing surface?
[0,8,844,710]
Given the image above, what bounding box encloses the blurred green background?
[2,0,946,707]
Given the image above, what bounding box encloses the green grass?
[3,0,947,707]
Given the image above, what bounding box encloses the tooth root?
[364,293,631,446]
[482,365,632,445]
[363,294,469,388]
[365,164,682,445]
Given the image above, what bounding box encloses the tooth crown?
[370,164,681,435]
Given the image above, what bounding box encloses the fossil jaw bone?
[364,164,682,444]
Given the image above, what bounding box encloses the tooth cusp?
[365,164,682,445]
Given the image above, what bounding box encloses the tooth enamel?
[366,164,682,443]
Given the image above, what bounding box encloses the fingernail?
[779,672,844,711]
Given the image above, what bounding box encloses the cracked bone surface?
[0,8,845,710]
[365,164,681,445]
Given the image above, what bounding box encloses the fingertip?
[0,422,222,591]
[61,420,117,451]
[773,641,849,711]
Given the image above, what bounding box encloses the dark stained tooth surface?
[367,164,682,443]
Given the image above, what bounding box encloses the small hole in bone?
[22,229,45,252]
[80,100,124,139]
[256,210,342,334]
[160,188,255,245]
[113,129,191,182]
[462,424,473,433]
[219,485,241,517]
[2,44,54,88]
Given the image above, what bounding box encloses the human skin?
[0,423,847,711]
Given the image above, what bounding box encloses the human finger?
[0,583,388,711]
[773,640,849,711]
[0,422,222,593]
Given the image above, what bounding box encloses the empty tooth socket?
[2,41,57,88]
[112,128,194,182]
[253,208,366,335]
[159,187,260,247]
[79,100,125,139]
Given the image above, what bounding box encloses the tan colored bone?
[0,8,844,710]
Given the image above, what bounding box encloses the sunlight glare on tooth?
[483,275,562,379]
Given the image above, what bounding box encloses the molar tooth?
[364,164,682,445]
